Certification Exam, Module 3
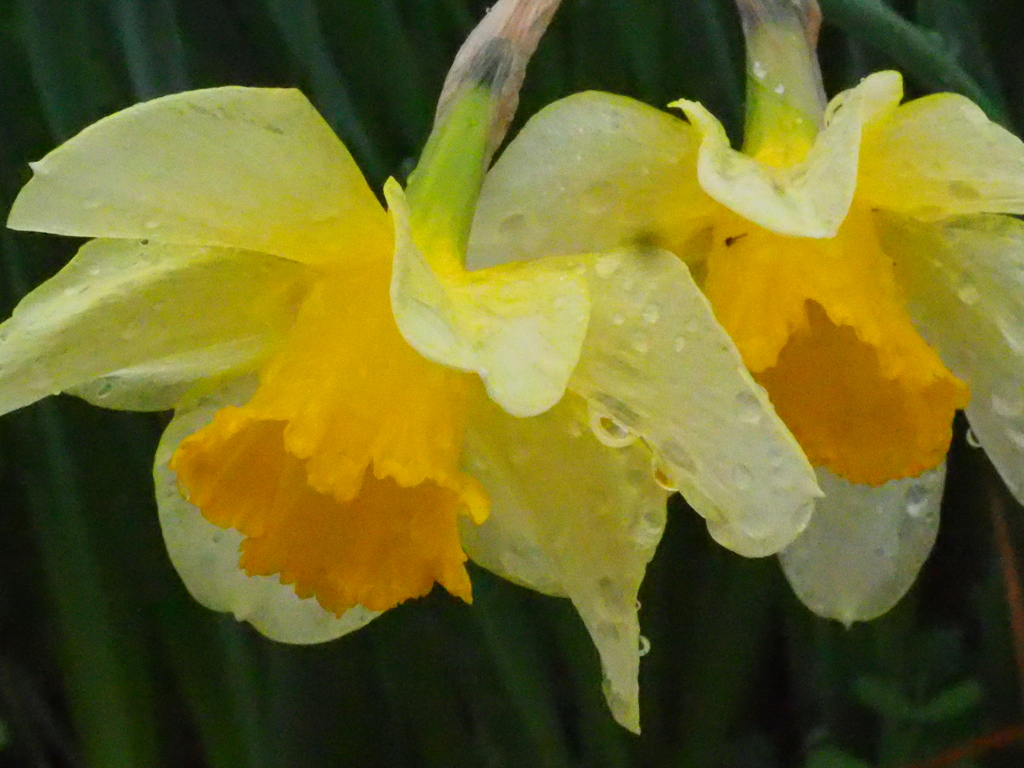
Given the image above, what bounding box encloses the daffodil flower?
[466,0,1024,624]
[0,0,820,729]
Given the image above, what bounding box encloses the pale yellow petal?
[568,247,821,557]
[880,212,1024,504]
[674,71,902,238]
[467,91,715,270]
[155,376,380,642]
[8,87,390,265]
[459,388,665,734]
[0,238,312,415]
[387,179,590,417]
[779,465,944,624]
[860,93,1024,218]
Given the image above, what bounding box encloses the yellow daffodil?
[466,0,1024,625]
[0,0,821,729]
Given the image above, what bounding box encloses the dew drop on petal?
[957,283,980,306]
[673,335,687,352]
[905,483,930,518]
[752,61,768,80]
[652,457,678,491]
[611,313,626,326]
[642,304,661,324]
[595,254,621,278]
[1007,428,1024,450]
[734,391,763,425]
[144,219,161,230]
[631,333,649,354]
[588,407,636,448]
[966,428,982,448]
[638,635,651,657]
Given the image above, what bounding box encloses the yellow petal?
[8,87,391,266]
[779,464,944,625]
[860,93,1024,219]
[169,260,488,616]
[704,206,969,486]
[673,71,902,238]
[387,179,590,417]
[880,212,1024,504]
[568,247,821,557]
[155,376,381,643]
[459,389,665,734]
[0,238,312,416]
[467,91,715,270]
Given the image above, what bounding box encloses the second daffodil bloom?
[0,0,819,731]
[466,0,1024,624]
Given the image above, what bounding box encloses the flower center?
[169,261,488,615]
[702,206,970,486]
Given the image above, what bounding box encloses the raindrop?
[957,283,980,305]
[631,333,649,354]
[641,304,660,324]
[611,313,626,326]
[992,390,1024,418]
[635,598,642,611]
[144,219,161,230]
[732,464,753,490]
[589,408,636,448]
[751,61,768,80]
[94,381,114,399]
[966,428,982,448]
[652,458,677,491]
[685,318,700,333]
[638,635,651,657]
[734,391,762,425]
[595,254,620,278]
[673,335,686,352]
[1008,428,1024,450]
[905,484,929,518]
[87,266,101,277]
[773,83,786,95]
[62,284,88,298]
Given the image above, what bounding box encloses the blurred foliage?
[0,0,1023,766]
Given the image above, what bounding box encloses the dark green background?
[1,0,1023,766]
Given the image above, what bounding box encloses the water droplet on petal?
[957,283,980,305]
[732,464,752,489]
[631,333,649,354]
[611,313,625,326]
[638,635,651,657]
[685,318,700,333]
[588,407,636,448]
[642,304,660,324]
[905,484,929,518]
[595,254,620,278]
[752,61,768,80]
[94,381,114,399]
[735,391,762,424]
[1007,428,1024,450]
[652,457,677,491]
[673,335,686,352]
[773,83,786,95]
[144,219,161,230]
[966,428,982,448]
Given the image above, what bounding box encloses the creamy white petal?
[879,212,1024,503]
[860,93,1024,218]
[467,91,715,269]
[674,71,902,239]
[779,464,944,625]
[8,87,390,266]
[154,376,379,643]
[568,247,821,557]
[387,179,590,417]
[460,389,665,734]
[0,238,312,416]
